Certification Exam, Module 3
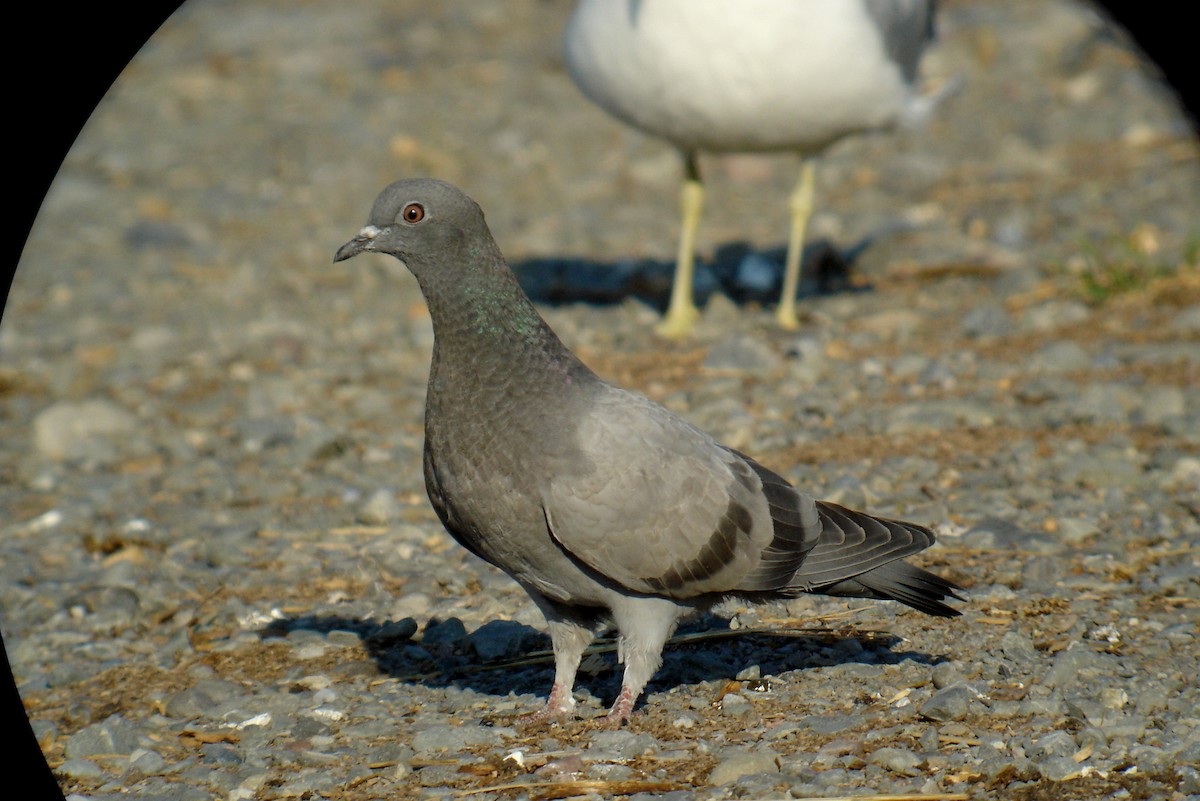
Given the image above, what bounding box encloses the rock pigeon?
[563,0,939,337]
[335,179,961,724]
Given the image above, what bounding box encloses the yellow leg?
[776,160,815,330]
[656,154,704,339]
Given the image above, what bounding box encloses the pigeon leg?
[656,152,705,340]
[776,160,816,330]
[522,595,596,721]
[605,596,683,725]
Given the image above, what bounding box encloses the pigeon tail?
[784,501,934,585]
[817,560,963,617]
[777,501,963,616]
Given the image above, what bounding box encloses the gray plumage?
[335,179,961,723]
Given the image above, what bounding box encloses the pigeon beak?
[334,225,382,263]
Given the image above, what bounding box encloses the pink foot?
[604,686,636,727]
[520,683,575,724]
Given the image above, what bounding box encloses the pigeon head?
[334,178,557,350]
[333,178,496,278]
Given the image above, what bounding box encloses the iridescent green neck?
[458,271,548,346]
[420,257,594,386]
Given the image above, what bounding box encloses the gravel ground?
[4,1,1199,799]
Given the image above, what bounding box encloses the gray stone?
[961,303,1014,338]
[164,679,248,719]
[931,661,964,689]
[991,700,1023,718]
[1100,686,1128,711]
[1160,622,1197,643]
[1061,446,1146,489]
[889,353,930,378]
[704,334,782,373]
[719,692,753,718]
[666,711,699,731]
[587,729,656,759]
[1015,376,1070,404]
[365,743,415,771]
[1129,744,1173,770]
[1168,726,1200,757]
[1021,555,1064,591]
[1043,647,1119,688]
[869,746,921,775]
[1100,712,1150,741]
[707,749,779,785]
[33,399,139,461]
[357,488,402,525]
[127,748,169,775]
[962,517,1028,549]
[129,325,178,353]
[1029,730,1077,759]
[202,742,243,765]
[1022,300,1090,332]
[1055,517,1101,544]
[1137,385,1186,424]
[589,762,634,780]
[764,720,801,740]
[30,719,58,742]
[1178,765,1200,794]
[999,630,1039,663]
[535,753,586,779]
[920,358,960,389]
[978,755,1016,778]
[466,619,538,661]
[920,684,977,721]
[58,759,104,779]
[125,218,194,248]
[410,724,502,754]
[993,211,1031,249]
[778,757,818,782]
[734,664,760,681]
[1170,304,1200,333]
[1031,340,1090,373]
[992,266,1041,297]
[630,792,691,801]
[63,585,141,627]
[798,714,857,734]
[421,617,467,646]
[1074,382,1130,423]
[1037,755,1084,781]
[235,415,296,452]
[812,767,851,786]
[1063,696,1105,725]
[64,714,141,759]
[295,424,352,462]
[885,399,994,434]
[784,335,826,383]
[1167,457,1200,489]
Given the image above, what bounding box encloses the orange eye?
[401,203,425,223]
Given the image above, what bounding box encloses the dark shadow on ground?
[510,237,874,310]
[260,610,946,709]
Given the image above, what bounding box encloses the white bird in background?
[564,0,939,338]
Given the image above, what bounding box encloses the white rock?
[33,399,138,461]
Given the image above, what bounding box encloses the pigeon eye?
[401,203,425,223]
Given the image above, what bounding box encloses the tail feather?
[819,560,963,617]
[726,449,963,617]
[787,501,936,588]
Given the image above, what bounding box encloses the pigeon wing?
[543,388,776,598]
